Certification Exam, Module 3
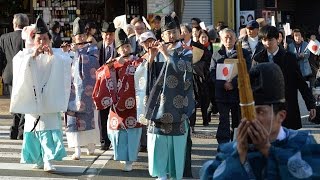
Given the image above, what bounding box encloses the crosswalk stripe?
[0,152,101,162]
[0,144,102,153]
[0,163,87,174]
[0,176,77,180]
[0,125,113,180]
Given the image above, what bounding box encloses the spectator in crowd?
[133,18,146,57]
[278,30,287,49]
[252,25,316,130]
[50,21,62,48]
[195,29,212,126]
[206,28,219,121]
[288,29,314,87]
[191,17,201,28]
[96,21,116,150]
[215,21,228,43]
[85,21,97,44]
[152,15,162,40]
[0,13,29,140]
[192,26,201,42]
[210,28,251,144]
[208,28,218,43]
[239,20,264,64]
[124,24,137,52]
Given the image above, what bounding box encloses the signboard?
[147,0,174,15]
[239,11,255,28]
[147,0,174,26]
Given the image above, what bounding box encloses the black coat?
[211,45,251,103]
[253,48,316,129]
[50,31,62,48]
[97,41,117,66]
[0,30,24,85]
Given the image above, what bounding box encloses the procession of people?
[1,9,320,179]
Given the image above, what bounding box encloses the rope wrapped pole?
[236,41,256,121]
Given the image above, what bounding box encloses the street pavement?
[0,94,319,180]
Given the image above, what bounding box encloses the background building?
[239,0,320,37]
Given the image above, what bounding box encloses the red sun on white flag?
[307,40,320,55]
[216,64,234,80]
[222,67,229,77]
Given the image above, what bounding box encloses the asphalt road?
[0,94,319,180]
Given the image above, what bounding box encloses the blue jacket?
[288,41,311,77]
[200,128,319,180]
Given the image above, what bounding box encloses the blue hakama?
[147,121,189,179]
[107,120,142,161]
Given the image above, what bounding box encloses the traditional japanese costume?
[201,63,320,180]
[102,28,143,162]
[135,15,195,179]
[65,17,100,148]
[10,17,71,166]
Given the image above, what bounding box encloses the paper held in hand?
[216,59,238,81]
[307,39,320,55]
[192,46,204,64]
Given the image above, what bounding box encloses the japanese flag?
[307,40,320,55]
[216,64,234,81]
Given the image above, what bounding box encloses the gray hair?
[13,13,29,29]
[219,28,236,39]
[180,23,192,33]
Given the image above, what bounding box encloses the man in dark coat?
[0,13,29,139]
[97,22,116,66]
[49,21,62,48]
[210,28,251,144]
[96,21,116,150]
[253,25,316,129]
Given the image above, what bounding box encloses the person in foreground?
[200,62,320,179]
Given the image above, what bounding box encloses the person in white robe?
[10,16,72,172]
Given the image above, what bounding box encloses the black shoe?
[203,122,209,126]
[139,146,147,152]
[100,144,110,151]
[191,126,195,133]
[10,133,18,140]
[207,112,212,122]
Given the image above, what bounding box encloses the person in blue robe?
[64,17,100,160]
[135,14,195,180]
[200,63,320,179]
